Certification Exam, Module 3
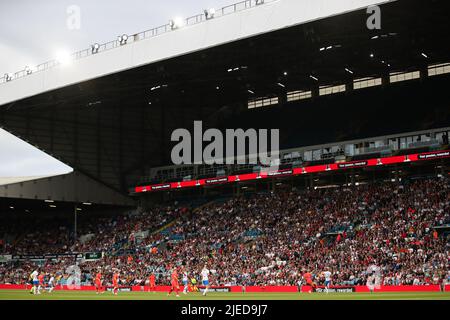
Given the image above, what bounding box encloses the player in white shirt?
[296,278,303,293]
[47,275,55,293]
[29,269,40,295]
[201,265,210,296]
[182,271,189,295]
[322,269,332,294]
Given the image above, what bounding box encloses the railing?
[0,0,270,85]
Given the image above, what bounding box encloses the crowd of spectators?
[0,177,449,287]
[0,205,185,255]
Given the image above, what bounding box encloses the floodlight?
[205,8,216,19]
[55,50,72,66]
[91,43,100,54]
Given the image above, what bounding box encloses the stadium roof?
[0,0,449,197]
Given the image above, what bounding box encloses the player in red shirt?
[167,267,180,297]
[38,274,45,293]
[112,271,120,295]
[95,270,103,294]
[303,271,317,293]
[148,273,156,293]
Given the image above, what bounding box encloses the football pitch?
[1,290,450,300]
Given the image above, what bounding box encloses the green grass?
[1,290,450,300]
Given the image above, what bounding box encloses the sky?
[0,0,235,178]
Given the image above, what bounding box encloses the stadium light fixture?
[370,53,374,58]
[82,202,92,206]
[204,8,216,19]
[49,205,57,208]
[277,82,286,88]
[283,71,288,76]
[24,66,33,75]
[320,45,339,52]
[91,43,100,54]
[345,68,354,74]
[45,200,54,203]
[118,34,128,45]
[421,52,428,58]
[150,84,167,91]
[9,206,14,210]
[55,50,72,66]
[170,17,185,30]
[227,66,247,73]
[310,75,318,81]
[247,89,255,94]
